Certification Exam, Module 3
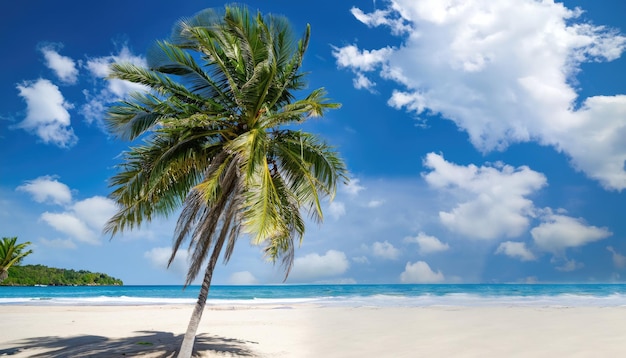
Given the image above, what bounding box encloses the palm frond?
[104,134,208,236]
[0,237,33,270]
[226,127,269,179]
[149,41,234,109]
[261,171,304,278]
[241,157,285,244]
[274,131,348,194]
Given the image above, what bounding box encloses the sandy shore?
[1,304,626,357]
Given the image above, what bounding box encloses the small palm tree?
[104,4,347,357]
[0,237,33,282]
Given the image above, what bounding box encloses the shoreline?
[1,304,626,357]
[5,282,626,307]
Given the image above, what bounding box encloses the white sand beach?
[1,304,626,357]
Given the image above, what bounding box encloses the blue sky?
[2,0,626,285]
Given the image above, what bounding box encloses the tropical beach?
[2,284,626,357]
[2,0,626,357]
[2,303,626,357]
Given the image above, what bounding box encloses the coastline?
[2,304,626,357]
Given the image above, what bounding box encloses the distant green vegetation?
[1,237,33,282]
[1,264,123,286]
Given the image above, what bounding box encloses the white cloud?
[20,177,119,246]
[400,261,444,283]
[333,45,394,72]
[495,241,536,262]
[404,232,449,254]
[71,196,118,231]
[39,203,117,246]
[342,178,366,196]
[229,271,259,285]
[16,175,72,206]
[40,211,99,245]
[84,46,146,86]
[289,250,349,282]
[353,72,377,92]
[556,96,626,190]
[144,247,189,278]
[371,240,400,260]
[350,7,411,35]
[335,0,626,190]
[81,46,147,126]
[423,153,546,240]
[328,201,346,220]
[16,78,77,147]
[39,195,118,246]
[40,44,78,84]
[531,213,612,253]
[607,246,626,269]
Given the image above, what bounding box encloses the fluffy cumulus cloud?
[531,212,612,253]
[81,46,148,126]
[71,196,118,231]
[349,7,412,35]
[229,271,259,285]
[39,44,79,84]
[334,45,395,72]
[334,0,626,190]
[38,195,118,245]
[353,72,377,92]
[400,261,444,283]
[16,79,77,147]
[423,153,547,240]
[333,45,394,92]
[84,46,147,95]
[17,177,118,246]
[16,175,72,206]
[559,97,626,190]
[40,211,98,245]
[495,241,536,262]
[371,240,400,260]
[289,250,349,282]
[404,232,449,254]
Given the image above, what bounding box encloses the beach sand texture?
[1,305,625,357]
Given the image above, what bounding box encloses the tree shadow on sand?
[0,331,258,357]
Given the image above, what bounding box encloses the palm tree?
[104,4,347,358]
[0,237,33,282]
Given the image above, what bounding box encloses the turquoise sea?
[2,284,626,307]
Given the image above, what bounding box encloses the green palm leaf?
[0,237,33,282]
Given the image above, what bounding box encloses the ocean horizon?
[2,283,626,307]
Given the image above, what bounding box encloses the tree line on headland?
[1,237,123,286]
[1,264,123,286]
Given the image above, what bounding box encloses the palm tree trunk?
[177,237,226,358]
